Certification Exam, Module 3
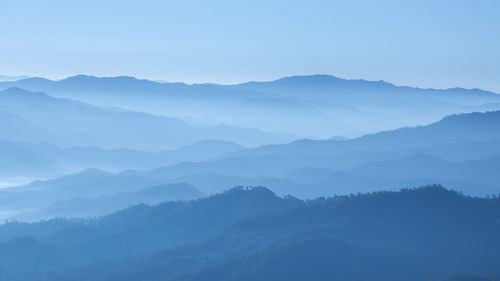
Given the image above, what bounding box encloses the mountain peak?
[221,186,277,197]
[202,186,293,207]
[399,184,463,199]
[235,74,397,91]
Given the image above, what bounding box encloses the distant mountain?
[232,110,500,157]
[5,110,500,221]
[232,74,499,99]
[3,74,497,102]
[0,166,207,220]
[0,75,279,102]
[0,186,499,281]
[0,138,245,220]
[11,110,498,216]
[0,87,292,150]
[350,153,500,182]
[2,75,499,137]
[0,169,156,220]
[112,111,500,197]
[0,138,246,186]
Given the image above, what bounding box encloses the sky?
[1,0,500,92]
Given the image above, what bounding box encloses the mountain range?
[0,138,245,185]
[119,111,500,196]
[1,73,500,280]
[0,87,292,151]
[2,74,499,137]
[2,110,500,220]
[0,186,499,281]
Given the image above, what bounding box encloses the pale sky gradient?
[1,0,499,92]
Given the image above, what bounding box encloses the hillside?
[0,186,499,281]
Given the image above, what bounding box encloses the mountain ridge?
[2,74,499,138]
[1,185,499,281]
[2,74,498,95]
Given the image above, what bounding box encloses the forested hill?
[0,185,499,281]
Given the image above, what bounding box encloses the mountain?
[2,75,499,137]
[0,186,499,281]
[9,110,497,218]
[0,110,49,143]
[0,87,291,150]
[0,139,244,220]
[0,138,246,187]
[350,154,500,183]
[0,167,206,220]
[5,110,500,221]
[235,110,500,157]
[0,187,301,277]
[109,111,500,197]
[232,74,499,102]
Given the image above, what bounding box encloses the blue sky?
[1,0,499,91]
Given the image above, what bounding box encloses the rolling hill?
[0,186,499,281]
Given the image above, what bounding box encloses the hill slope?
[0,186,499,281]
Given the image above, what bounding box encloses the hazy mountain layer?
[114,111,500,197]
[0,87,293,150]
[0,139,245,185]
[4,110,500,221]
[2,75,499,137]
